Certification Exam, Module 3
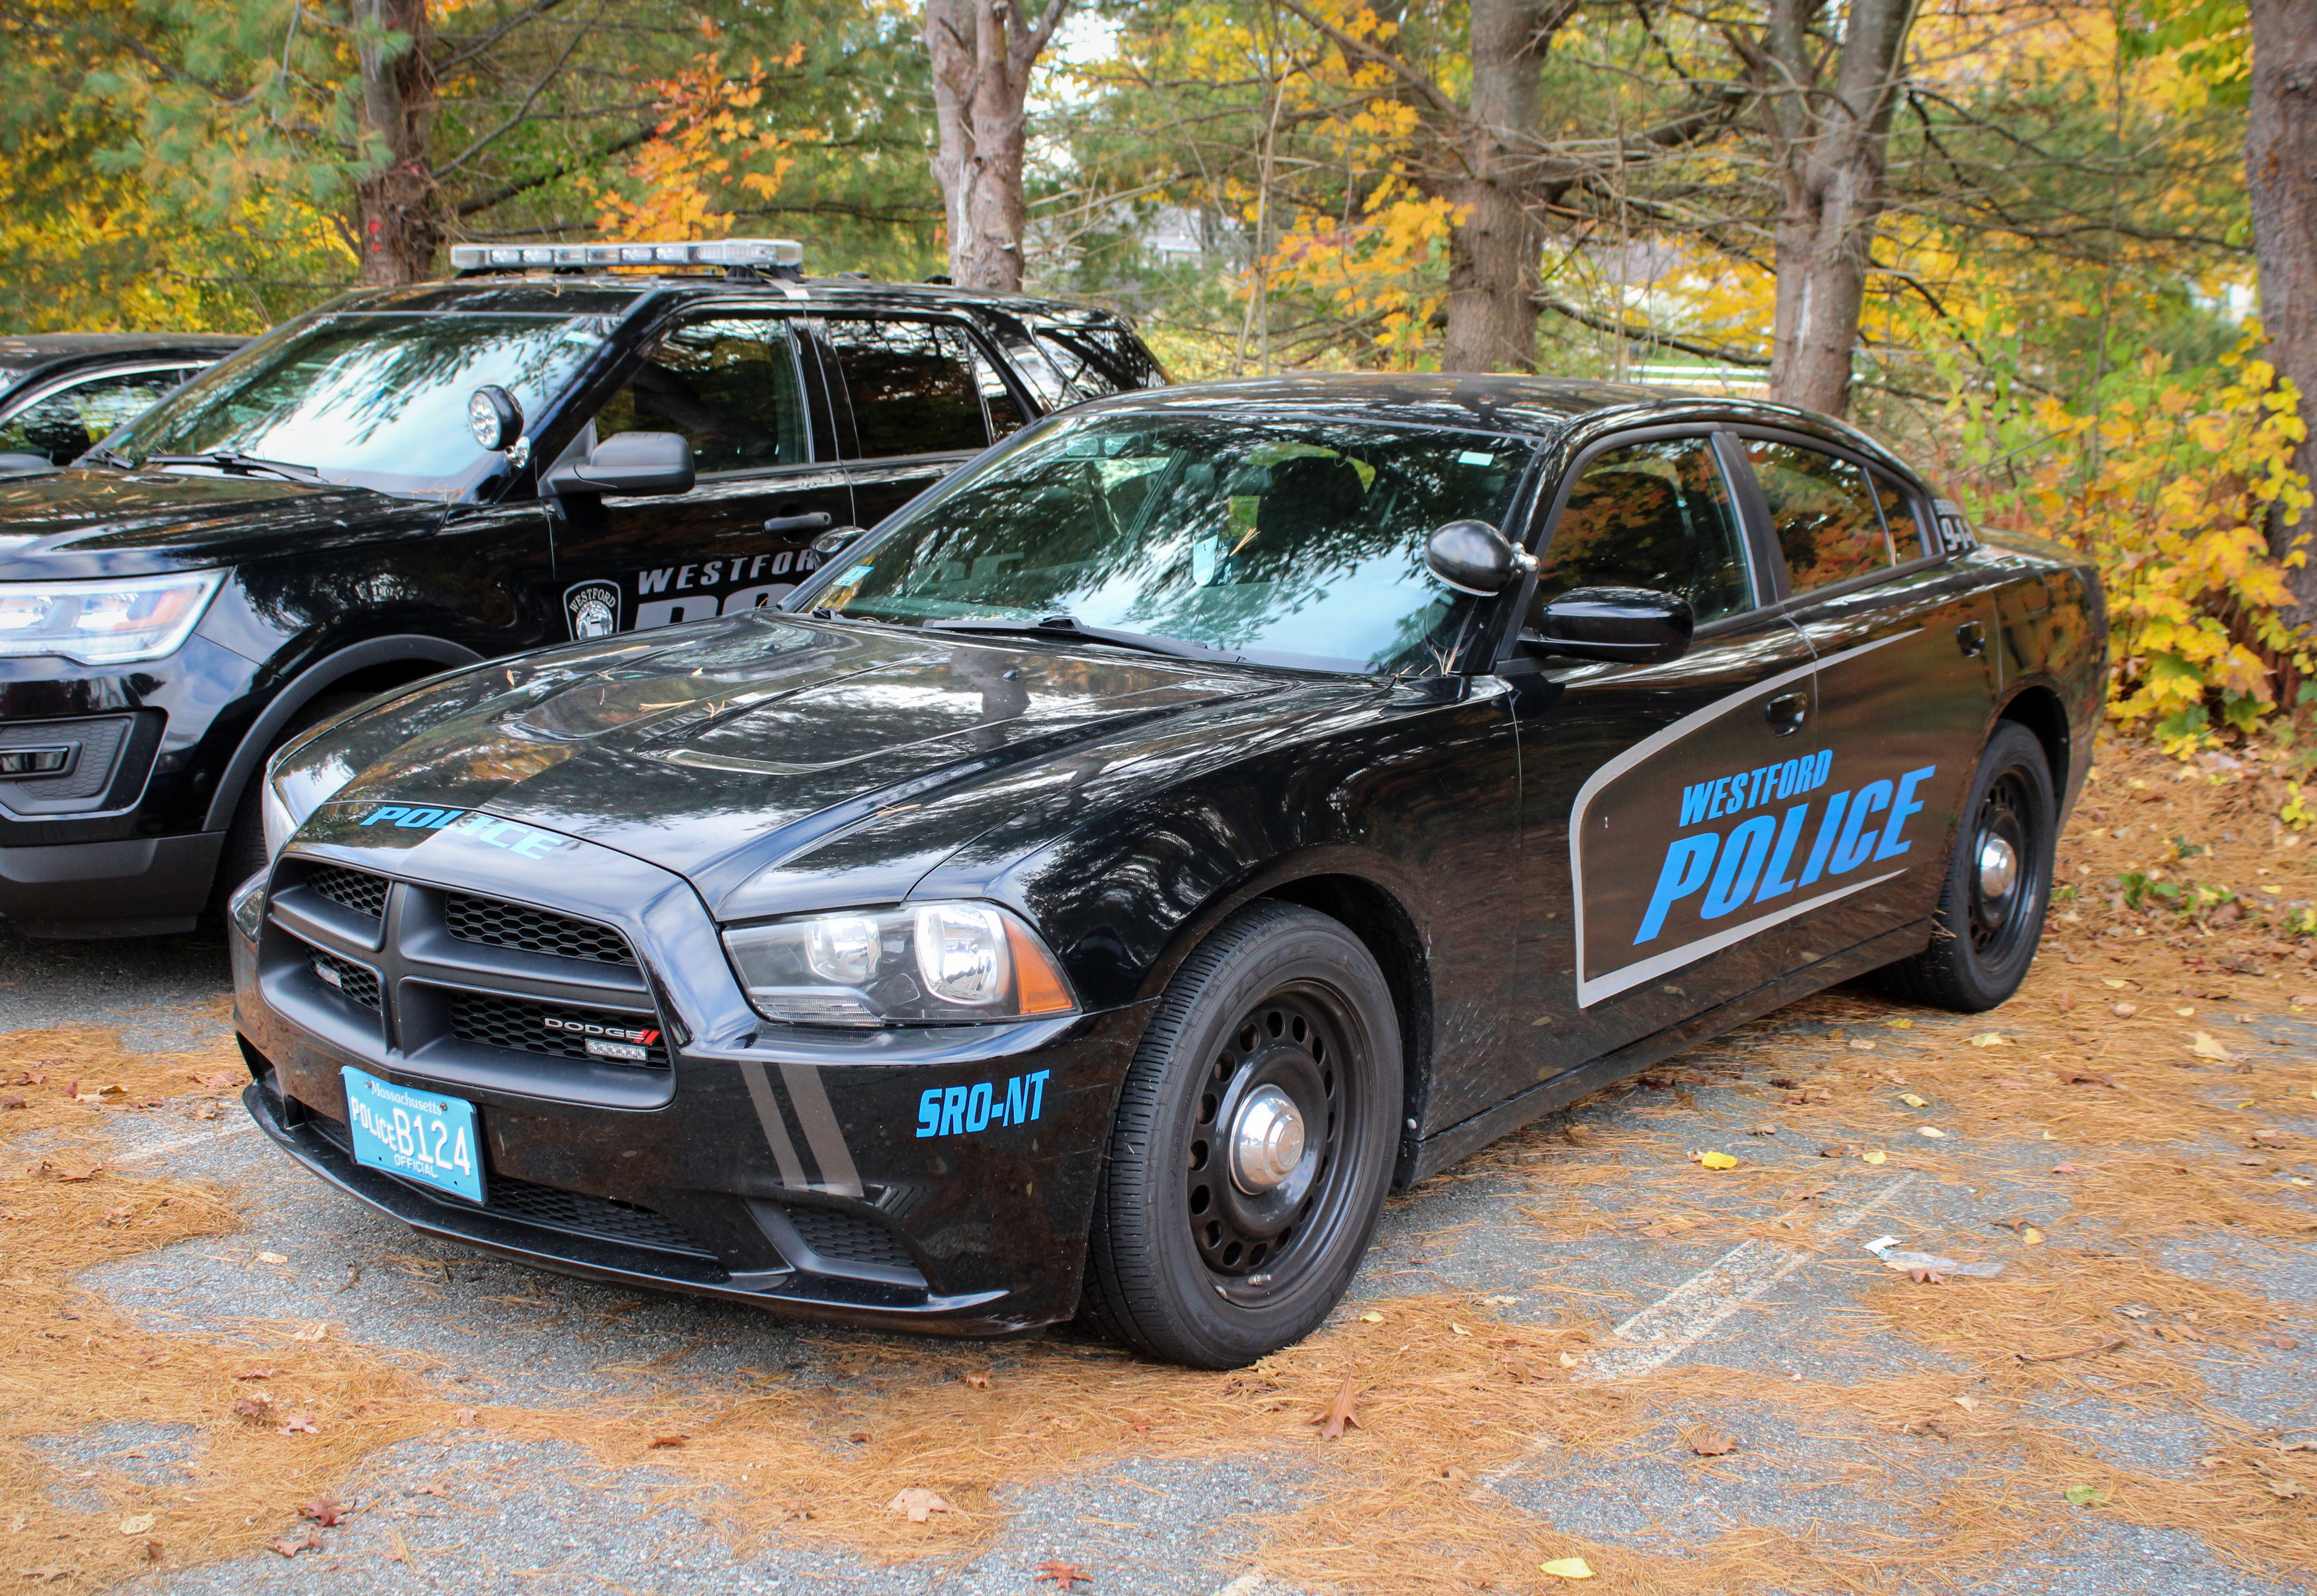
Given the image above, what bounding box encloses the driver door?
[546,311,853,640]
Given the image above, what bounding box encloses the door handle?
[1956,620,1987,657]
[1764,691,1807,735]
[763,511,834,535]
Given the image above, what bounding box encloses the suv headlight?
[724,902,1076,1027]
[0,572,225,664]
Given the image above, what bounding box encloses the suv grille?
[307,947,381,1010]
[787,1205,917,1272]
[445,894,633,965]
[308,864,389,919]
[445,990,668,1067]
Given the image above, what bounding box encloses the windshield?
[810,412,1533,673]
[104,313,612,496]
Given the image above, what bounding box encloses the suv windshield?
[811,413,1532,674]
[105,313,612,496]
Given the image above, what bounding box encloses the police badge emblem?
[563,580,620,639]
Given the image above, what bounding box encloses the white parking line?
[1586,1173,1916,1382]
[111,1119,259,1164]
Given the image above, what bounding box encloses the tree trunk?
[1755,0,1918,418]
[924,0,1067,292]
[352,0,439,285]
[1440,0,1548,372]
[2249,0,2317,618]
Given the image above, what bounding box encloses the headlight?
[0,571,225,665]
[724,902,1076,1027]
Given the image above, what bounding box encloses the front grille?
[445,894,633,965]
[308,947,381,1010]
[445,990,668,1068]
[304,1113,710,1257]
[787,1205,917,1272]
[308,864,389,919]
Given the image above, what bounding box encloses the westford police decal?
[1571,638,1934,1008]
[564,579,620,640]
[625,549,823,631]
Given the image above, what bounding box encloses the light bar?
[448,238,804,272]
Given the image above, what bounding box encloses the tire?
[1078,901,1402,1369]
[212,690,371,906]
[1872,720,2056,1012]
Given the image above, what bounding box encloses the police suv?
[0,239,1162,936]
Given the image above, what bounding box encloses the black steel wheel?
[1078,901,1401,1367]
[1873,721,2056,1012]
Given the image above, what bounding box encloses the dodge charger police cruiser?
[233,373,2105,1367]
[0,238,1162,937]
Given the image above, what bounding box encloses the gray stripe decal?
[1567,631,1907,1008]
[1575,870,1902,1007]
[780,1063,864,1198]
[741,1060,808,1188]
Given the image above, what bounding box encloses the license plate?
[341,1066,484,1203]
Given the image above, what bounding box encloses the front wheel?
[1077,902,1402,1368]
[1872,720,2056,1012]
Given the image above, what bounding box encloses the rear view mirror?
[545,431,695,498]
[1425,519,1537,596]
[1528,586,1693,665]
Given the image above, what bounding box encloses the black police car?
[0,333,247,473]
[233,373,2105,1367]
[0,238,1161,937]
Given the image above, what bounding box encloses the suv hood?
[288,614,1332,920]
[0,467,428,580]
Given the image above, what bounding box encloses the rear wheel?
[1873,721,2056,1012]
[1077,902,1401,1368]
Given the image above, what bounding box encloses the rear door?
[1480,429,1820,1120]
[1733,432,1995,962]
[546,309,853,639]
[810,316,1030,528]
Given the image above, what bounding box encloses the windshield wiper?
[75,444,136,471]
[925,614,1250,665]
[145,451,320,483]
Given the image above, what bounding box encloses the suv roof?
[0,332,247,378]
[319,273,1140,330]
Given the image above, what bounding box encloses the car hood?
[289,614,1332,920]
[0,468,430,580]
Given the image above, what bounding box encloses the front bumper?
[0,830,222,937]
[231,820,1150,1337]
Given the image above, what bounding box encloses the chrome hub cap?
[1229,1084,1306,1194]
[1976,833,2018,903]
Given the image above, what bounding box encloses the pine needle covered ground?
[1,733,2310,1593]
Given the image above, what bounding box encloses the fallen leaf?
[2101,979,2129,990]
[386,1528,412,1565]
[270,1529,323,1557]
[115,1514,156,1535]
[1745,1122,1780,1135]
[1540,1557,1597,1580]
[1308,1374,1361,1440]
[1557,1349,1583,1369]
[1899,1092,1927,1108]
[1861,1150,1889,1165]
[2112,1002,2139,1018]
[2021,1227,2044,1245]
[2187,1031,2236,1061]
[1033,1558,1092,1589]
[453,1406,478,1425]
[1563,1124,1595,1146]
[289,1322,327,1343]
[1686,1424,1737,1456]
[135,1538,162,1563]
[300,1498,347,1527]
[2051,1163,2080,1175]
[277,1416,319,1435]
[232,1396,272,1424]
[1697,1150,1739,1170]
[2269,1335,2299,1350]
[2268,1479,2304,1500]
[1449,1322,1473,1337]
[1916,1126,1947,1138]
[1124,1411,1153,1436]
[1968,1033,2009,1048]
[1886,1017,1914,1029]
[2055,991,2076,1012]
[649,1434,688,1449]
[1850,1038,1877,1051]
[2064,1484,2105,1507]
[1953,1395,1980,1410]
[1781,1181,1833,1202]
[962,1370,991,1390]
[888,1487,952,1524]
[256,1251,287,1265]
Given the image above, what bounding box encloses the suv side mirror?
[1425,519,1537,596]
[1528,586,1693,665]
[544,431,695,498]
[811,525,868,558]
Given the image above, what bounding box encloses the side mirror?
[810,525,868,558]
[1528,586,1694,665]
[467,384,523,451]
[1425,519,1537,596]
[544,431,695,498]
[0,452,55,476]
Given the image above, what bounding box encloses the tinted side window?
[1872,469,1929,560]
[820,319,987,457]
[969,342,1029,440]
[1746,440,1894,592]
[1033,324,1164,401]
[596,316,807,474]
[1534,436,1753,625]
[0,369,192,464]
